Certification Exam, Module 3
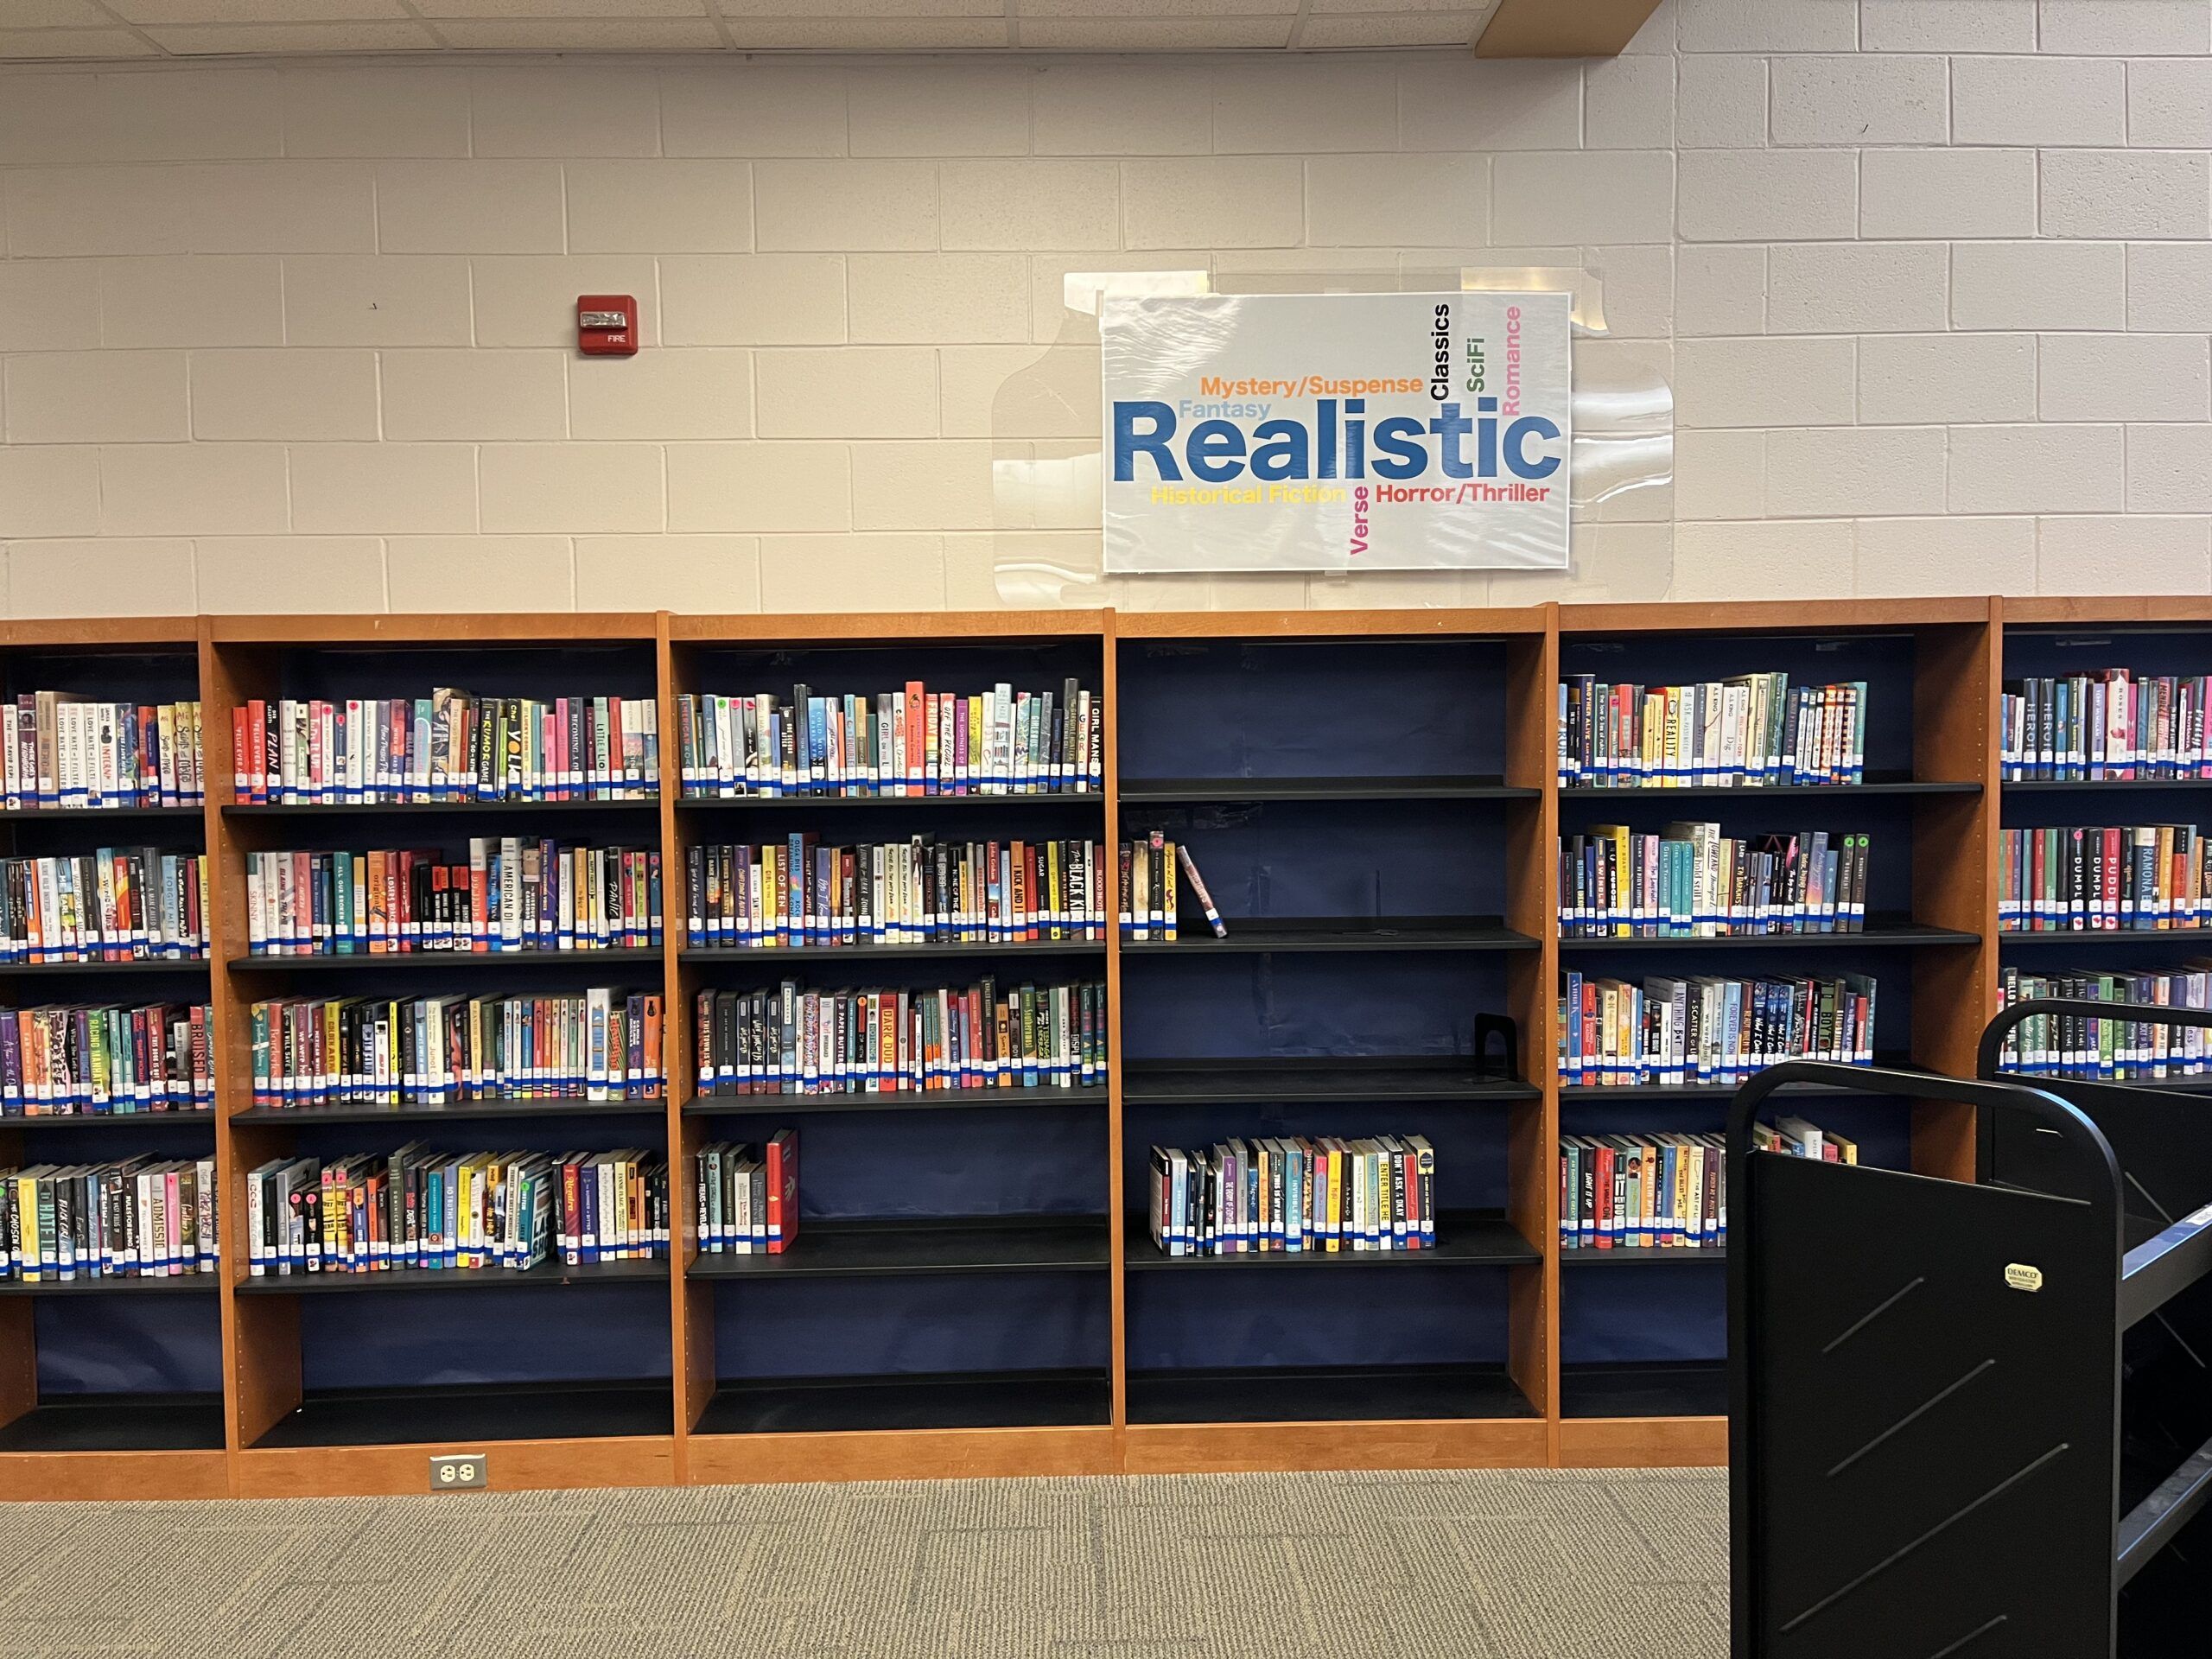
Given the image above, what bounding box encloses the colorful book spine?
[692,978,1105,1096]
[0,850,209,963]
[245,988,664,1106]
[1998,824,2211,932]
[684,837,1103,947]
[230,690,658,805]
[1996,964,2212,1080]
[0,1002,214,1116]
[246,842,661,957]
[2001,670,2212,783]
[1147,1135,1434,1257]
[3,696,205,812]
[1557,673,1866,788]
[674,680,1103,799]
[1557,970,1878,1086]
[1558,826,1866,938]
[0,1157,219,1281]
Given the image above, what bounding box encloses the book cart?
[6,593,2196,1501]
[1727,1002,2212,1657]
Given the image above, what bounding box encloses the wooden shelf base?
[1557,1416,1727,1469]
[235,1436,676,1498]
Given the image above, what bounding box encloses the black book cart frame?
[1729,1003,2212,1658]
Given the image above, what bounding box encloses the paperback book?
[1558,673,1867,787]
[1117,831,1229,939]
[231,689,659,804]
[686,836,1103,947]
[2002,669,2212,781]
[2,694,204,811]
[1147,1135,1435,1256]
[2,1158,219,1281]
[247,988,664,1106]
[247,841,661,956]
[1559,825,1866,937]
[693,978,1105,1095]
[692,1131,799,1254]
[1558,1121,1851,1250]
[676,680,1101,798]
[1999,824,2212,931]
[1560,970,1877,1086]
[1,1001,213,1115]
[243,1146,667,1274]
[1997,966,2212,1080]
[0,849,208,963]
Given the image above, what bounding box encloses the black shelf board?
[1122,1058,1537,1106]
[1123,1210,1537,1270]
[251,1380,674,1448]
[2005,777,2212,791]
[1121,918,1537,955]
[225,798,660,818]
[0,957,208,977]
[231,1096,667,1124]
[1126,1363,1538,1426]
[0,1273,218,1296]
[1560,920,1977,952]
[228,946,664,973]
[1560,1244,1727,1267]
[0,1392,225,1453]
[683,1084,1109,1115]
[0,1109,215,1130]
[1560,1061,1927,1103]
[679,791,1103,810]
[1560,1360,1727,1420]
[697,1368,1109,1434]
[1998,1071,2212,1096]
[690,1216,1108,1278]
[1999,926,2212,946]
[1563,778,1979,800]
[234,1258,668,1294]
[681,939,1103,963]
[1119,775,1537,804]
[0,805,206,823]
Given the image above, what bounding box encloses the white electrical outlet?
[429,1452,488,1491]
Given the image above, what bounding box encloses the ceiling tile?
[1016,16,1294,47]
[109,0,407,20]
[716,0,1001,14]
[414,0,708,16]
[430,16,726,46]
[721,15,1007,45]
[1018,0,1298,13]
[0,25,156,53]
[0,0,111,23]
[143,20,439,50]
[1296,11,1478,46]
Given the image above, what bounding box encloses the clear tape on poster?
[979,262,1675,609]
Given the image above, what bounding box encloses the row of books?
[693,979,1105,1095]
[1123,833,1228,940]
[674,682,1102,798]
[1560,970,1878,1086]
[683,836,1106,948]
[246,842,663,957]
[230,691,661,804]
[2001,671,2212,781]
[3,694,206,810]
[1995,968,2212,1078]
[244,1147,668,1274]
[1,850,209,963]
[694,1132,798,1253]
[3,1158,219,1281]
[1999,824,2212,932]
[1558,1120,1853,1251]
[245,989,665,1106]
[1558,674,1869,788]
[1147,1135,1437,1256]
[1559,825,1869,938]
[2,1003,214,1116]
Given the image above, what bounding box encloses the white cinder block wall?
[3,0,2212,615]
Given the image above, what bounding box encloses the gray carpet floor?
[0,1469,1727,1659]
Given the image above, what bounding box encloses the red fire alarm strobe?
[578,295,639,357]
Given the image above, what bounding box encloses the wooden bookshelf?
[6,594,2183,1497]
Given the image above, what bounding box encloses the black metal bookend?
[1471,1012,1520,1084]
